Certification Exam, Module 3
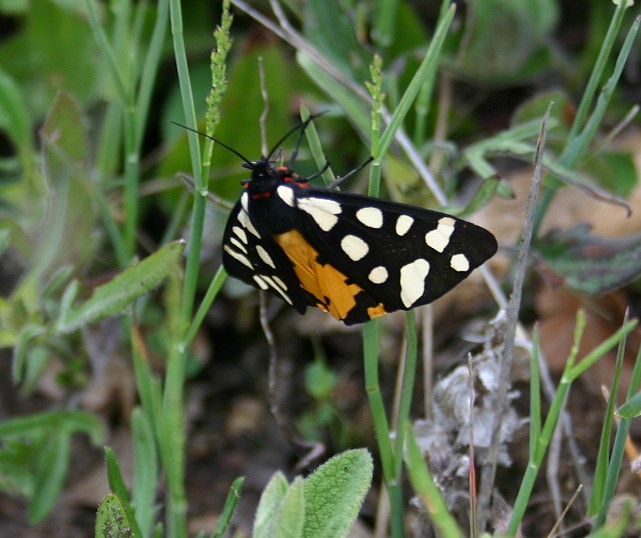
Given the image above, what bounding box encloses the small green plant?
[253,449,373,538]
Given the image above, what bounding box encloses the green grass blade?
[183,266,228,349]
[131,408,159,538]
[405,425,464,538]
[394,310,417,479]
[529,326,542,460]
[377,3,455,160]
[211,476,245,538]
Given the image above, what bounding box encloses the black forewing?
[293,188,497,318]
[221,200,316,314]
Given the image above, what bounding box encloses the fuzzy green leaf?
[104,448,144,538]
[254,471,289,538]
[55,240,185,334]
[278,477,305,538]
[302,449,373,538]
[95,494,135,538]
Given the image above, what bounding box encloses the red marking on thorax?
[282,176,309,188]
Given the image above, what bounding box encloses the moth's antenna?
[265,112,327,161]
[170,121,254,167]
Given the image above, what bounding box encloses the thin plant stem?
[478,104,551,530]
[363,320,403,538]
[394,310,417,480]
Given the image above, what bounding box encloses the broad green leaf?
[0,0,98,114]
[0,68,31,156]
[588,150,637,199]
[455,0,559,82]
[28,429,70,523]
[463,118,554,181]
[15,91,96,299]
[55,240,185,334]
[383,154,435,208]
[254,452,372,538]
[449,175,502,218]
[20,346,51,394]
[0,437,39,497]
[277,477,305,538]
[12,324,47,383]
[536,224,641,294]
[511,90,571,148]
[254,471,289,538]
[41,91,87,162]
[386,2,431,59]
[95,494,135,538]
[304,0,371,82]
[0,410,105,444]
[302,449,373,538]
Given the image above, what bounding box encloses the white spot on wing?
[232,226,248,244]
[241,192,249,213]
[425,217,456,253]
[396,215,414,236]
[229,237,248,254]
[272,275,288,291]
[224,245,253,270]
[400,259,430,308]
[341,234,369,261]
[277,185,295,207]
[253,275,269,289]
[356,207,383,228]
[238,209,261,238]
[256,245,276,269]
[297,197,342,232]
[450,253,470,272]
[260,275,293,304]
[368,266,388,284]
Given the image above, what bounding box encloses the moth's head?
[241,158,288,192]
[243,158,272,180]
